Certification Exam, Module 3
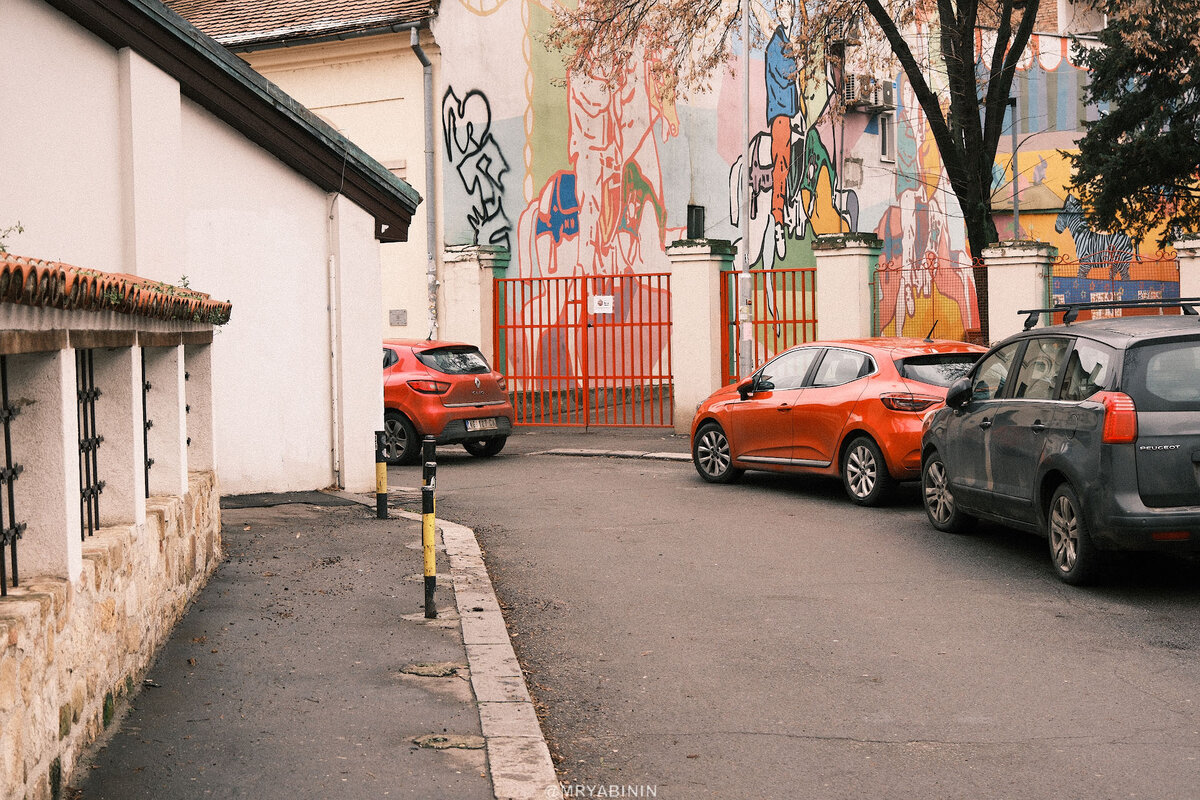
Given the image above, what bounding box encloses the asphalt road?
[410,439,1200,800]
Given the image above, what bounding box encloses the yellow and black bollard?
[374,430,388,520]
[422,436,437,619]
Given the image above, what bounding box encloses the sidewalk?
[70,428,689,800]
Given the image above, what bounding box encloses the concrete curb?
[531,448,691,462]
[395,510,563,800]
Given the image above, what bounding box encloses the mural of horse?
[1055,194,1133,279]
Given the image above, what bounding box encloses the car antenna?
[924,321,937,342]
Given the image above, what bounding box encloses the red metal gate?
[720,267,817,385]
[494,273,673,427]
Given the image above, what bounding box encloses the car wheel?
[842,436,895,506]
[692,423,743,484]
[463,436,506,457]
[1047,483,1104,585]
[383,411,419,466]
[921,451,973,533]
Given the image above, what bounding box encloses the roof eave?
[43,0,421,242]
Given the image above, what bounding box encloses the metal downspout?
[411,27,438,340]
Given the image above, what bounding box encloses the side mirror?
[737,376,757,400]
[945,376,972,409]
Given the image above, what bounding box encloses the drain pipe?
[411,27,438,340]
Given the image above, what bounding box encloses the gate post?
[666,239,734,435]
[442,245,510,367]
[1173,234,1200,298]
[813,233,881,340]
[981,241,1057,343]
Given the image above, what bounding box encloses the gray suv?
[920,300,1200,584]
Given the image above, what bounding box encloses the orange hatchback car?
[690,338,985,505]
[382,339,514,464]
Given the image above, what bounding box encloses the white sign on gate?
[589,295,615,314]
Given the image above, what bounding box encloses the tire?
[842,436,896,506]
[383,411,419,466]
[921,451,974,533]
[1047,483,1104,585]
[692,423,743,484]
[463,436,506,457]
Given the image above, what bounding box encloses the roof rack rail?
[1017,298,1200,330]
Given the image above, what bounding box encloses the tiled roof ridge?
[0,253,233,326]
[166,0,436,47]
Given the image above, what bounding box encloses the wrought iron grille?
[76,349,105,539]
[0,356,27,596]
[142,350,153,497]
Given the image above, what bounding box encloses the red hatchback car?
[383,339,514,464]
[690,338,985,505]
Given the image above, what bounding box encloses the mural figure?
[443,87,514,249]
[1055,194,1133,278]
[511,46,682,390]
[730,0,853,272]
[751,0,799,260]
[871,68,977,339]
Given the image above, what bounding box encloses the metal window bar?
[0,356,27,596]
[76,349,105,540]
[142,350,153,497]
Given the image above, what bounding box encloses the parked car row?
[690,301,1200,585]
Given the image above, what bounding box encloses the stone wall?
[0,471,221,800]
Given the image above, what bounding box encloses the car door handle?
[777,404,792,412]
[1031,421,1046,433]
[979,418,992,429]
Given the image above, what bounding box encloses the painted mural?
[436,2,1169,386]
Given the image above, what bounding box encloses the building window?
[880,112,895,163]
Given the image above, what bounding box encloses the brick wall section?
[0,471,222,800]
[1034,1,1060,32]
[977,3,1059,33]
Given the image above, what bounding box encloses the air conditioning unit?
[843,74,895,111]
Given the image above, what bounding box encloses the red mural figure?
[510,46,683,398]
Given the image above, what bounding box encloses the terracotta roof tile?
[0,253,232,326]
[165,0,435,47]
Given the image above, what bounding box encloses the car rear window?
[895,353,981,387]
[1123,339,1200,412]
[415,346,491,375]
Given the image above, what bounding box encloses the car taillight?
[880,393,940,412]
[1095,391,1138,443]
[496,374,507,390]
[408,379,451,394]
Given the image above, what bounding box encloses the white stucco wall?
[0,0,126,271]
[243,35,440,343]
[1,0,390,495]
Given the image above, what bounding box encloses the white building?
[1,0,421,495]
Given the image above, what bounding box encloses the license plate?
[466,418,498,432]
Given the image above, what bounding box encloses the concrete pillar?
[812,233,881,340]
[6,350,83,582]
[328,193,385,493]
[442,245,511,367]
[982,241,1058,344]
[141,341,188,498]
[88,341,146,527]
[184,341,215,474]
[118,48,184,280]
[1173,234,1200,299]
[666,240,734,434]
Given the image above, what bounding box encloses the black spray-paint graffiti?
[442,87,512,250]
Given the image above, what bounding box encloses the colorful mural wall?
[434,2,1169,376]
